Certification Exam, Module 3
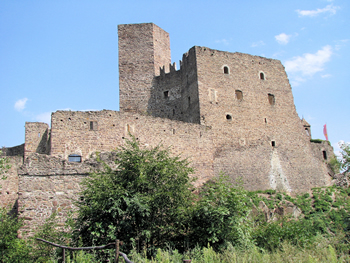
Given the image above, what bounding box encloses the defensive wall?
[0,22,336,236]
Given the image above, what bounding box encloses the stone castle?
[1,23,334,234]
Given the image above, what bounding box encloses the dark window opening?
[265,118,267,124]
[90,121,98,131]
[260,72,265,80]
[223,66,229,74]
[235,90,243,100]
[163,91,169,99]
[271,141,276,147]
[322,150,327,160]
[268,94,275,105]
[172,129,176,134]
[173,109,175,116]
[68,154,82,163]
[226,114,232,120]
[188,96,191,107]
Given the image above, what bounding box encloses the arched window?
[68,154,82,162]
[223,66,229,74]
[226,114,232,120]
[305,128,310,136]
[260,72,265,80]
[268,94,275,105]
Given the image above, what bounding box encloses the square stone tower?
[118,23,171,113]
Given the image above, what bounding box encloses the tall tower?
[118,23,171,112]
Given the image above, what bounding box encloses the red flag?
[323,124,328,141]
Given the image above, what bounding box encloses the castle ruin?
[1,23,334,235]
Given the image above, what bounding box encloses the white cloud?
[334,39,349,50]
[296,4,339,17]
[215,38,230,46]
[14,98,28,112]
[251,40,265,47]
[321,74,332,78]
[35,112,52,124]
[285,45,333,77]
[275,33,292,45]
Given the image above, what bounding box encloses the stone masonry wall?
[24,122,50,159]
[17,152,121,237]
[118,23,171,113]
[49,110,215,186]
[148,47,201,124]
[2,144,24,157]
[0,156,22,214]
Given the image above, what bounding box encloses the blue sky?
[1,0,349,155]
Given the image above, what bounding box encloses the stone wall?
[24,122,50,159]
[191,47,331,192]
[17,153,115,237]
[0,156,22,214]
[148,47,201,124]
[2,144,24,157]
[49,110,214,186]
[118,23,171,113]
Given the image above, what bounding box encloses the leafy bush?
[0,208,32,262]
[189,176,253,250]
[74,137,195,255]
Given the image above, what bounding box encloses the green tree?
[74,137,195,254]
[330,142,350,174]
[189,176,253,250]
[338,142,350,174]
[0,208,32,263]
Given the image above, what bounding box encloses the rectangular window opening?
[68,154,82,162]
[164,91,169,99]
[235,90,243,100]
[322,150,327,160]
[268,94,275,105]
[90,121,98,131]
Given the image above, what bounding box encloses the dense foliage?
[74,138,195,254]
[0,208,32,262]
[189,176,252,250]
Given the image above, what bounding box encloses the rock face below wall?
[18,152,118,237]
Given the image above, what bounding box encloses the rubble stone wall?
[0,156,22,214]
